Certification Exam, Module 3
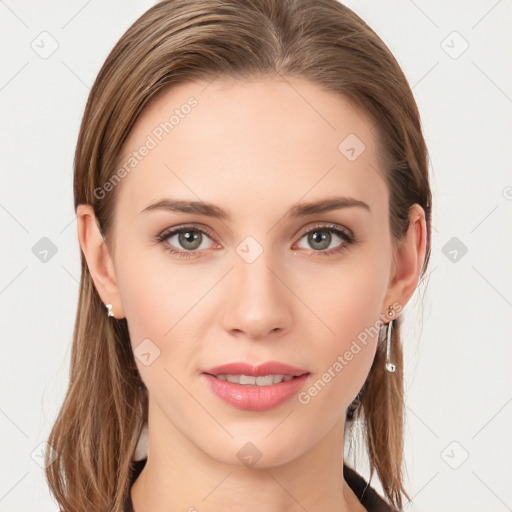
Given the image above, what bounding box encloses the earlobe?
[76,204,125,318]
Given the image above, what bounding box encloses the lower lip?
[201,373,310,411]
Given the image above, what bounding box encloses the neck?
[131,401,365,512]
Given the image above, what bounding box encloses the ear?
[381,203,427,316]
[76,204,126,319]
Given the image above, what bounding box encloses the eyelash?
[154,223,357,259]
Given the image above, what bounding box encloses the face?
[99,76,398,467]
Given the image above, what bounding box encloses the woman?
[45,1,431,511]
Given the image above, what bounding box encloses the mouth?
[200,361,311,411]
[202,361,309,380]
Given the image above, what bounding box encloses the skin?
[77,76,426,512]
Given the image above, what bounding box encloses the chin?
[197,430,307,470]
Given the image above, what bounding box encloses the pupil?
[310,230,330,250]
[180,230,201,249]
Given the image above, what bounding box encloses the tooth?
[239,375,256,385]
[256,375,275,386]
[213,374,296,385]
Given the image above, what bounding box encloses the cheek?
[303,245,389,341]
[297,253,390,407]
[115,240,196,338]
[115,247,215,385]
[114,245,181,364]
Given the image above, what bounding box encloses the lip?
[202,361,309,377]
[201,361,310,411]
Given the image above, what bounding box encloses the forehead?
[113,76,387,221]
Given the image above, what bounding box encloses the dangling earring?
[384,304,396,373]
[105,303,114,318]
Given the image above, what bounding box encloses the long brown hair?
[45,1,432,510]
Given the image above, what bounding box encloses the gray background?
[1,1,511,510]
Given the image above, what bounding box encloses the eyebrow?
[140,196,370,219]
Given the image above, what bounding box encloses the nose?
[221,247,294,341]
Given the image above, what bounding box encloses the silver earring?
[105,303,114,318]
[384,304,396,372]
[385,319,396,372]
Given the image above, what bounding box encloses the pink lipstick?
[201,361,310,411]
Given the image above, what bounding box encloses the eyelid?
[295,222,355,243]
[156,223,217,242]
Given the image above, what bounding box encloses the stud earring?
[105,303,115,318]
[384,304,396,373]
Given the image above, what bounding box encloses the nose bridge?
[223,235,291,337]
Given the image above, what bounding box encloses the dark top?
[124,458,398,512]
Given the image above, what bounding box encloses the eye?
[155,225,218,259]
[154,222,357,259]
[294,223,356,256]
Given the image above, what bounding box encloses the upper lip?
[202,361,309,377]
